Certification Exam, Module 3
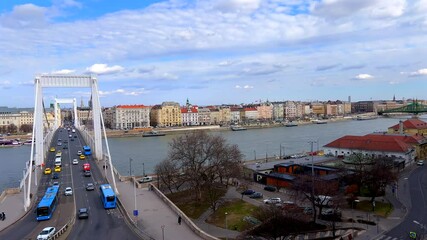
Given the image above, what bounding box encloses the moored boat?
[285,122,298,127]
[142,131,166,137]
[230,125,247,131]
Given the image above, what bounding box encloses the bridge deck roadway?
[94,159,203,240]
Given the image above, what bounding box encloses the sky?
[0,0,426,108]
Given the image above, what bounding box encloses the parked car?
[36,227,56,240]
[86,183,95,191]
[264,186,277,192]
[138,176,153,183]
[78,208,89,219]
[64,187,73,196]
[249,192,263,199]
[320,208,342,220]
[417,160,424,166]
[303,206,313,215]
[241,189,256,195]
[263,197,282,204]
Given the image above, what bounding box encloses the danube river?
[0,117,413,192]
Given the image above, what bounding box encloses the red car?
[83,163,90,171]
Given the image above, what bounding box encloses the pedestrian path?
[97,160,204,240]
[372,234,406,240]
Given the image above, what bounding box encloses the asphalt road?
[384,164,427,239]
[0,127,140,240]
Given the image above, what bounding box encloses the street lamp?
[130,158,137,225]
[352,199,360,236]
[254,150,256,160]
[225,212,228,240]
[142,162,145,176]
[161,225,165,240]
[280,143,285,159]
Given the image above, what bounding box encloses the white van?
[138,176,153,183]
[54,157,62,166]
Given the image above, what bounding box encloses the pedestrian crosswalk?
[372,234,405,240]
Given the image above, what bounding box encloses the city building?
[150,102,181,127]
[388,118,427,136]
[271,102,285,122]
[109,105,151,130]
[257,102,273,121]
[323,133,425,164]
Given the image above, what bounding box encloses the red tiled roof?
[324,134,417,153]
[389,118,427,130]
[244,107,257,111]
[181,107,198,113]
[117,104,149,109]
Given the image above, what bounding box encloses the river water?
[0,117,410,192]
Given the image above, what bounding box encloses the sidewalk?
[0,169,40,233]
[97,160,203,240]
[353,164,416,239]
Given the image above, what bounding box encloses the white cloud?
[214,0,261,12]
[18,81,34,86]
[99,88,147,96]
[369,0,406,18]
[235,85,254,89]
[354,74,374,80]
[51,69,75,74]
[0,4,48,28]
[409,68,427,76]
[0,81,11,89]
[86,64,124,75]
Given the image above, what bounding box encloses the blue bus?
[36,185,60,221]
[99,184,117,209]
[83,145,92,156]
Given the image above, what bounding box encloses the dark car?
[84,171,91,177]
[264,186,277,192]
[52,173,59,179]
[71,138,74,141]
[241,189,256,195]
[86,183,95,191]
[63,145,68,149]
[249,192,263,199]
[78,208,89,219]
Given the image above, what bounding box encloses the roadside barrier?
[149,184,220,240]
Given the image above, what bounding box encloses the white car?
[37,227,56,240]
[77,151,82,155]
[72,159,78,165]
[417,160,424,166]
[263,197,282,204]
[64,187,73,196]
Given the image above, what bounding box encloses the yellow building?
[388,118,427,136]
[150,102,182,127]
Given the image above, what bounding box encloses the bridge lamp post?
[130,158,137,225]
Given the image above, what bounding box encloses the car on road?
[63,144,68,149]
[84,170,91,177]
[249,192,263,199]
[57,142,62,146]
[74,135,77,138]
[54,166,61,172]
[79,154,86,160]
[241,189,256,195]
[49,147,55,152]
[52,182,59,186]
[44,168,52,175]
[52,173,59,179]
[77,150,82,155]
[264,185,277,192]
[417,160,424,166]
[78,208,89,219]
[64,187,73,196]
[72,159,79,165]
[86,183,95,191]
[70,138,74,141]
[263,197,282,204]
[36,226,56,240]
[69,134,72,138]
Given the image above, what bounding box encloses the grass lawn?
[166,188,227,219]
[206,199,260,232]
[355,200,393,217]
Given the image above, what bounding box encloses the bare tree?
[160,131,243,205]
[154,159,180,193]
[7,124,17,134]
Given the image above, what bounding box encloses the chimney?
[399,120,403,134]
